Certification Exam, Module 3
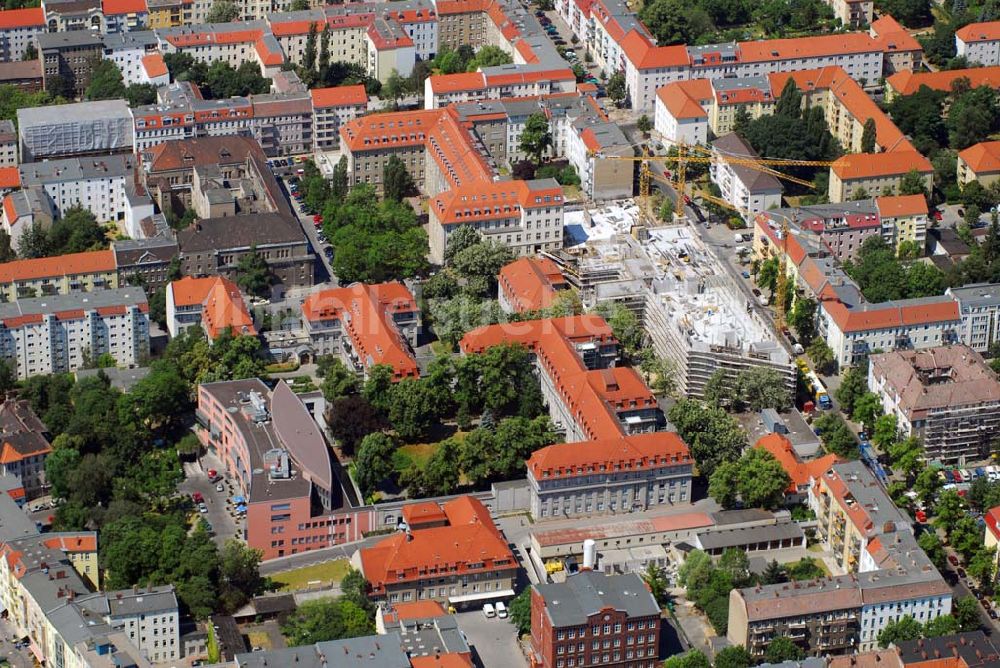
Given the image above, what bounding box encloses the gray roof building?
[534,571,659,628]
[17,100,133,162]
[235,634,412,668]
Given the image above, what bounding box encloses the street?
[280,174,337,285]
[178,454,240,547]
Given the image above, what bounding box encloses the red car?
[191,492,204,504]
[313,215,323,223]
[948,554,960,567]
[915,509,927,523]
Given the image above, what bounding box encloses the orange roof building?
[498,257,569,314]
[166,276,255,340]
[886,66,1000,99]
[0,398,51,497]
[460,315,660,442]
[0,250,118,302]
[957,21,1000,66]
[527,432,692,519]
[301,282,420,381]
[754,433,838,497]
[355,496,517,605]
[958,141,1000,187]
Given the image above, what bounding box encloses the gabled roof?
[956,21,1000,43]
[168,276,255,339]
[498,256,568,313]
[886,66,1000,97]
[0,7,44,29]
[959,140,1000,175]
[657,79,710,120]
[754,433,837,493]
[0,250,116,284]
[831,151,933,180]
[527,432,690,481]
[102,0,146,14]
[310,84,368,108]
[875,194,928,219]
[620,29,689,69]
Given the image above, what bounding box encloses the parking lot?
[454,609,527,668]
[178,452,240,547]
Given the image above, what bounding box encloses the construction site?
[553,202,795,398]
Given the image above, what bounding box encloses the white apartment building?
[310,85,368,152]
[956,22,1000,66]
[102,31,168,86]
[0,120,17,168]
[107,586,180,664]
[654,81,710,146]
[0,289,150,379]
[0,8,46,62]
[18,156,154,226]
[710,133,783,217]
[425,65,577,110]
[947,283,1000,354]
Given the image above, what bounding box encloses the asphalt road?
[454,609,527,668]
[280,175,337,285]
[178,454,240,547]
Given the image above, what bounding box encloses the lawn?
[246,631,273,650]
[270,559,351,592]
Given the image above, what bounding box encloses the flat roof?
[17,100,130,128]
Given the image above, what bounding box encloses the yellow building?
[875,194,928,251]
[0,250,119,302]
[146,0,191,28]
[829,152,933,203]
[957,140,1000,189]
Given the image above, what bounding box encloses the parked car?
[953,469,966,482]
[496,601,508,618]
[958,567,967,579]
[192,492,204,504]
[198,503,208,514]
[482,603,496,618]
[216,483,224,492]
[942,470,955,484]
[976,467,986,479]
[741,270,750,279]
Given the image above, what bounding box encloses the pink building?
[196,378,374,560]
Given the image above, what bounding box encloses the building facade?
[526,432,693,519]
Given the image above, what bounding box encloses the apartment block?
[531,571,662,668]
[1,188,55,250]
[0,398,52,499]
[754,433,838,504]
[101,31,165,87]
[166,275,255,339]
[101,0,149,33]
[355,496,517,607]
[461,315,660,442]
[300,282,420,380]
[885,66,1000,101]
[729,461,951,656]
[946,283,1000,354]
[956,22,1000,66]
[18,154,153,228]
[17,100,134,162]
[757,202,881,263]
[498,256,569,314]
[0,250,118,302]
[37,31,104,99]
[526,432,692,519]
[196,378,373,560]
[425,65,577,110]
[111,237,177,293]
[868,345,1000,463]
[958,140,1000,189]
[0,8,45,62]
[875,194,928,250]
[310,84,368,152]
[710,133,783,216]
[0,59,43,92]
[654,79,710,146]
[107,586,180,663]
[0,288,149,379]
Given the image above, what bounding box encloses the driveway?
[178,453,240,547]
[280,176,336,284]
[454,610,528,668]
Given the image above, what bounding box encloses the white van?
[496,601,508,618]
[483,603,496,619]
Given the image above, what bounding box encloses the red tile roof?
[402,501,449,528]
[875,194,928,218]
[410,655,474,668]
[310,84,368,108]
[359,496,514,595]
[754,433,838,493]
[102,0,147,14]
[986,506,1000,542]
[0,167,20,190]
[498,257,567,313]
[886,66,1000,97]
[301,282,419,380]
[460,316,655,441]
[657,79,711,120]
[385,600,448,622]
[0,250,115,284]
[0,7,44,29]
[169,276,255,339]
[831,151,933,180]
[959,140,1000,175]
[339,109,441,153]
[528,432,690,481]
[43,534,96,553]
[620,29,689,69]
[739,33,882,63]
[141,53,167,78]
[429,72,487,95]
[956,21,1000,43]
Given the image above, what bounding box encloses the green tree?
[318,24,330,72]
[878,616,924,648]
[388,379,440,442]
[873,414,898,451]
[124,83,157,106]
[607,72,627,106]
[325,395,385,456]
[789,296,817,344]
[934,489,966,531]
[508,588,532,636]
[45,446,81,501]
[354,432,397,498]
[234,246,273,298]
[899,169,928,197]
[714,646,752,668]
[914,466,942,506]
[205,0,239,21]
[592,301,644,359]
[84,59,125,101]
[281,598,373,646]
[519,112,553,164]
[923,614,960,637]
[861,117,877,153]
[664,651,711,668]
[775,79,802,119]
[637,114,652,134]
[814,413,858,458]
[887,436,923,478]
[668,399,747,477]
[852,391,883,430]
[303,21,318,72]
[639,0,713,45]
[807,337,836,374]
[383,155,415,202]
[217,541,266,613]
[641,562,670,607]
[876,0,931,25]
[918,531,946,569]
[835,366,868,416]
[319,357,359,401]
[947,85,999,150]
[954,595,983,632]
[467,45,512,70]
[362,364,395,415]
[765,637,804,663]
[760,559,788,584]
[709,448,790,510]
[331,155,349,201]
